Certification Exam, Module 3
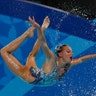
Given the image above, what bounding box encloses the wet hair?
[55,44,68,57]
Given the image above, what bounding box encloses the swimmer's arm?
[71,54,96,65]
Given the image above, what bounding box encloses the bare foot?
[27,27,35,38]
[28,16,40,28]
[42,16,50,31]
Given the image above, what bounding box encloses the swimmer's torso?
[29,61,71,85]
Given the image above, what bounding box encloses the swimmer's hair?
[55,44,68,57]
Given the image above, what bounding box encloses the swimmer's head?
[55,44,67,56]
[55,44,73,63]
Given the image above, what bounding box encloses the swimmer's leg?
[26,16,50,68]
[0,27,35,77]
[2,27,35,53]
[28,16,50,57]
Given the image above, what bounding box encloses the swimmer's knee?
[1,48,6,56]
[1,46,11,53]
[0,48,10,57]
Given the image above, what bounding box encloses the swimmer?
[0,16,50,83]
[1,16,96,85]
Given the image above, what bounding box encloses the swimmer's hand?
[28,16,40,29]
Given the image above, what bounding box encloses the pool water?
[0,1,96,96]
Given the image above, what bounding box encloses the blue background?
[0,1,96,96]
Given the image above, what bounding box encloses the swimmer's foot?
[42,16,50,31]
[27,27,35,38]
[28,16,40,29]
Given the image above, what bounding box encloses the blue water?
[0,1,96,96]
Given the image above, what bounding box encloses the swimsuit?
[30,62,71,86]
[30,63,58,86]
[58,63,71,80]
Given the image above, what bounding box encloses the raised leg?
[0,27,35,77]
[26,16,50,68]
[28,16,56,74]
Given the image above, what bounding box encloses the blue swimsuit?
[30,63,58,86]
[30,62,71,86]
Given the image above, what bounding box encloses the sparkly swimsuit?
[30,62,71,86]
[30,63,58,86]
